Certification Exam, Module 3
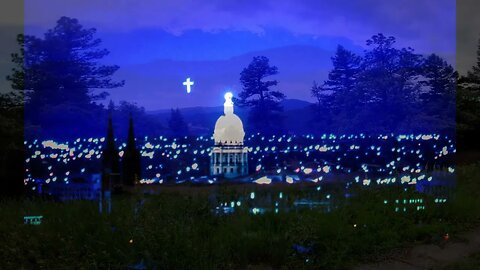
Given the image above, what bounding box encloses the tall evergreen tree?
[9,16,124,138]
[7,34,25,92]
[313,45,362,132]
[168,108,189,137]
[458,36,480,149]
[1,34,25,197]
[467,36,480,81]
[420,54,457,133]
[108,100,115,111]
[361,34,422,132]
[313,34,446,133]
[326,45,362,112]
[22,17,123,107]
[0,92,25,197]
[102,112,120,192]
[122,116,141,186]
[310,81,333,133]
[238,56,285,134]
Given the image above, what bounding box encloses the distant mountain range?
[111,44,337,110]
[147,98,315,135]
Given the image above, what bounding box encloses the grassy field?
[1,164,479,270]
[444,252,480,270]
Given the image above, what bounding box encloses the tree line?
[310,34,456,134]
[1,16,480,195]
[2,17,469,138]
[233,35,465,138]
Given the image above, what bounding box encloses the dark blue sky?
[21,0,455,110]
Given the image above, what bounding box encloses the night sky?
[3,0,457,110]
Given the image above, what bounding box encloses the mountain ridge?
[147,98,315,135]
[110,44,334,110]
[146,98,313,115]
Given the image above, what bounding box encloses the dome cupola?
[213,92,245,145]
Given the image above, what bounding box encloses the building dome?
[213,92,245,145]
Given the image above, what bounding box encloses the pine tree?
[419,54,456,133]
[6,34,25,92]
[20,17,124,108]
[0,92,24,196]
[108,100,115,111]
[102,112,120,192]
[361,34,422,132]
[458,35,480,149]
[310,81,333,133]
[168,108,189,137]
[467,36,480,81]
[421,55,456,102]
[326,46,362,101]
[238,56,285,134]
[0,34,25,196]
[122,115,141,186]
[8,17,124,138]
[319,45,362,131]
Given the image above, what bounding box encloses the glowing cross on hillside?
[183,77,194,93]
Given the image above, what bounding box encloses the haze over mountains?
[110,44,341,110]
[148,98,315,135]
[108,41,454,111]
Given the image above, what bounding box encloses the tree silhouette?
[467,36,480,80]
[312,45,362,132]
[0,34,25,197]
[168,108,189,137]
[361,34,422,132]
[327,46,362,113]
[122,116,141,186]
[9,17,124,138]
[458,36,480,149]
[420,54,456,132]
[311,33,458,134]
[102,112,120,192]
[310,81,333,133]
[7,34,25,92]
[238,56,285,134]
[0,92,24,197]
[21,16,123,107]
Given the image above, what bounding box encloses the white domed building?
[210,92,249,178]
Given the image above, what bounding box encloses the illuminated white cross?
[183,77,194,93]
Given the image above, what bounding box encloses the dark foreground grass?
[444,252,480,270]
[1,164,479,270]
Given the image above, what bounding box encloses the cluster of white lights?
[23,133,454,188]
